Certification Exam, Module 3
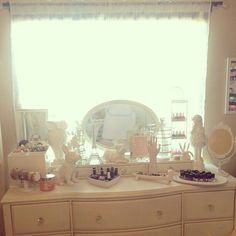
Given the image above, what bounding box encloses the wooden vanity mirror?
[81,100,159,150]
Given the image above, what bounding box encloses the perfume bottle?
[98,168,105,180]
[90,167,98,179]
[110,166,115,178]
[106,168,111,180]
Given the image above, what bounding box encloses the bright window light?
[11,18,208,127]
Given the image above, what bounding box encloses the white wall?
[205,0,236,175]
[0,123,5,236]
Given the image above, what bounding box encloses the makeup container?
[40,174,56,191]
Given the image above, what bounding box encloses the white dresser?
[1,175,236,236]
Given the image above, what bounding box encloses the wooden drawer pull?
[37,217,44,225]
[156,210,163,217]
[208,204,215,212]
[96,215,103,224]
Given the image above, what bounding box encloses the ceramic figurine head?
[192,115,203,126]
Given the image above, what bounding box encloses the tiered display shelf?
[171,99,188,159]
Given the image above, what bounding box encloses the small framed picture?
[15,109,48,142]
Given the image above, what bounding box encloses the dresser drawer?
[183,190,234,220]
[11,202,70,234]
[73,194,181,230]
[75,225,182,236]
[184,220,234,236]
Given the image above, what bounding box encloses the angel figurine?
[190,115,206,170]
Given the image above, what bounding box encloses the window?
[11,17,209,131]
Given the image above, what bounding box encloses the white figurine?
[148,136,160,174]
[104,141,128,164]
[190,115,206,170]
[57,145,80,185]
[47,121,67,163]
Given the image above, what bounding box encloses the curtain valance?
[8,0,214,19]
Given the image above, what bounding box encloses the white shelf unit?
[171,99,188,159]
[156,118,172,160]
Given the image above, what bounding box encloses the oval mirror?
[82,100,159,150]
[207,122,235,174]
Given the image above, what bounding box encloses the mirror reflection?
[82,100,159,150]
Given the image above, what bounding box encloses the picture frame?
[15,109,48,142]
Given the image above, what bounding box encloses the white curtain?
[10,0,211,131]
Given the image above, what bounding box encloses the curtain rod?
[1,0,224,9]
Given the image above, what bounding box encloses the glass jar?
[40,174,56,191]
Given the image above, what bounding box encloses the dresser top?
[2,174,236,204]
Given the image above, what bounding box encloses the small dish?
[87,176,120,188]
[172,175,228,186]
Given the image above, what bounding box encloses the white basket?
[87,176,120,188]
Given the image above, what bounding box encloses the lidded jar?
[40,174,56,191]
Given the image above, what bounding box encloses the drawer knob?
[37,217,44,225]
[96,215,103,224]
[156,210,163,217]
[208,204,215,212]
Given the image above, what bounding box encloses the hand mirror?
[207,122,235,175]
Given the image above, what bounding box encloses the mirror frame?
[207,122,235,160]
[81,100,160,150]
